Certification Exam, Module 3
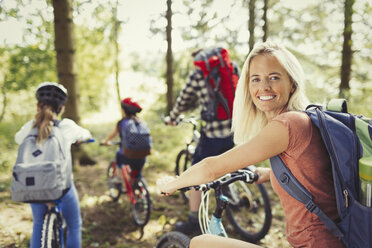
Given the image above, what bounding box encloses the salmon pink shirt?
[270,111,345,248]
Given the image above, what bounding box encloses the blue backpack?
[270,99,372,248]
[121,118,152,159]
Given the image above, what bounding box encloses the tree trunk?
[52,0,95,166]
[339,0,354,99]
[166,0,174,114]
[248,0,256,51]
[262,0,268,42]
[52,0,79,123]
[0,80,7,122]
[113,0,121,105]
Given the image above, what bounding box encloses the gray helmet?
[36,82,68,114]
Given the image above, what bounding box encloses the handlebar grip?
[179,186,192,192]
[160,114,166,124]
[252,173,259,182]
[73,138,95,145]
[241,171,259,184]
[179,184,205,192]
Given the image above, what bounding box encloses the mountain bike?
[156,167,267,247]
[40,138,95,248]
[163,115,272,242]
[162,114,200,202]
[102,141,151,227]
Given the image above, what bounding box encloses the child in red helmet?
[101,97,148,178]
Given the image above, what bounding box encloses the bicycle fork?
[48,201,65,248]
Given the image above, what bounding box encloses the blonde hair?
[33,103,56,144]
[232,41,310,144]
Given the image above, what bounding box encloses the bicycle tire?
[175,149,192,202]
[107,161,122,202]
[131,178,151,227]
[41,211,61,248]
[156,231,190,248]
[225,182,272,243]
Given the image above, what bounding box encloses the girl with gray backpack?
[13,82,92,248]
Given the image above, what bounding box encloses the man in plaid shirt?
[164,49,239,235]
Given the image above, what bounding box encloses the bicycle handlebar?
[73,138,95,145]
[99,140,121,146]
[179,168,258,193]
[161,114,199,126]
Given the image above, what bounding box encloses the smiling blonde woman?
[158,41,344,248]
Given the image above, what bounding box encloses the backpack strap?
[270,155,344,239]
[51,124,66,160]
[53,119,61,126]
[205,62,232,120]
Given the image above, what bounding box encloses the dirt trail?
[0,160,289,248]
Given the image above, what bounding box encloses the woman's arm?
[190,234,262,248]
[60,118,92,144]
[158,120,288,194]
[254,167,271,184]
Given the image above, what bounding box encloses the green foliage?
[5,45,57,91]
[0,0,371,128]
[75,24,112,113]
[0,117,27,172]
[348,89,372,117]
[74,0,128,114]
[172,50,193,93]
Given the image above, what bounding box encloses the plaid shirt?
[169,65,239,138]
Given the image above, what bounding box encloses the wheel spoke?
[131,179,151,227]
[225,182,272,242]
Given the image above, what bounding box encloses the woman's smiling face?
[248,54,295,120]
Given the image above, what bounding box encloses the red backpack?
[193,47,239,121]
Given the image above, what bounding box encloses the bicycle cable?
[198,172,233,234]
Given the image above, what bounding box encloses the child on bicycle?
[101,97,149,180]
[14,82,92,248]
[158,42,344,248]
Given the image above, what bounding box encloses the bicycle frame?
[182,116,201,152]
[156,169,265,248]
[207,194,229,237]
[111,161,137,204]
[194,169,258,237]
[162,114,201,153]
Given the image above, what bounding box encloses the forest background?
[0,0,371,247]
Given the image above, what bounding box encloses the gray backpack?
[11,124,71,203]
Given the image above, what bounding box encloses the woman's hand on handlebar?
[156,175,179,196]
[100,140,121,146]
[253,167,271,184]
[100,140,111,146]
[162,115,177,126]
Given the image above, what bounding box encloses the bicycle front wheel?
[41,211,61,248]
[175,149,192,202]
[131,178,151,227]
[107,161,122,202]
[225,182,272,243]
[156,231,190,248]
